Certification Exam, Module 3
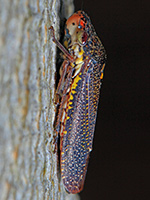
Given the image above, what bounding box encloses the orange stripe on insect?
[100,72,104,80]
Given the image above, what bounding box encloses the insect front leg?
[49,26,74,62]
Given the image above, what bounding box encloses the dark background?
[73,0,150,199]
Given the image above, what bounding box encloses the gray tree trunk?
[0,0,79,199]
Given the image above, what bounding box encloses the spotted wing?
[60,61,105,193]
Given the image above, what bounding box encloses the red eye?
[80,20,84,28]
[82,31,88,44]
[77,30,88,45]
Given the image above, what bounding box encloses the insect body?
[50,10,106,194]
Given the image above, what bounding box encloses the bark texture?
[0,0,79,199]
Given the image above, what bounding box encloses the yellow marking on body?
[72,73,82,90]
[72,63,83,78]
[65,69,82,128]
[68,105,73,110]
[78,48,84,56]
[72,90,76,94]
[64,40,68,48]
[63,131,67,135]
[75,62,82,70]
[70,94,73,100]
[71,62,75,68]
[75,56,83,64]
[69,101,72,105]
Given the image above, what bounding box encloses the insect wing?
[61,61,104,193]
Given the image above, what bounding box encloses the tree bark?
[0,0,79,199]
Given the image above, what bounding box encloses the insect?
[50,10,106,194]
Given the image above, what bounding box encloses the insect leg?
[49,26,74,62]
[55,65,73,134]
